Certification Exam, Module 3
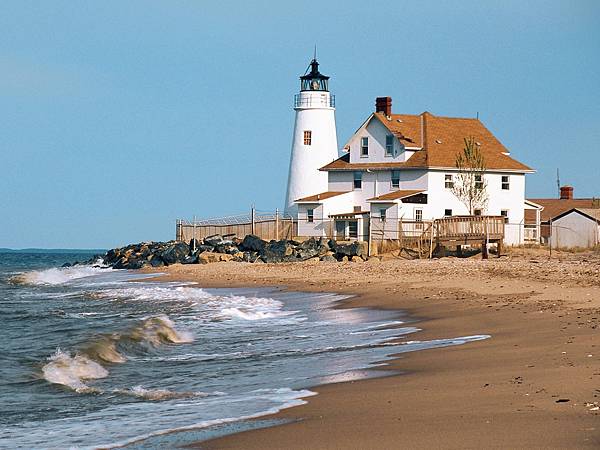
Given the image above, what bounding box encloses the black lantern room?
[300,59,329,92]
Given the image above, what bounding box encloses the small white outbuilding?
[550,208,600,249]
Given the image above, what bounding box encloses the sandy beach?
[147,250,600,449]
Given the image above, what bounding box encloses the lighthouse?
[284,58,339,215]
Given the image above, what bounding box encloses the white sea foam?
[42,349,109,392]
[220,307,284,321]
[14,264,109,286]
[114,386,209,401]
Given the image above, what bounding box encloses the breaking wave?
[42,316,193,392]
[42,349,108,392]
[11,264,109,286]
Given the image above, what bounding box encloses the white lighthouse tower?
[284,58,339,215]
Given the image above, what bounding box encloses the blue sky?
[1,1,598,248]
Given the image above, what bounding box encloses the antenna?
[314,44,317,61]
[556,168,560,198]
[476,111,479,119]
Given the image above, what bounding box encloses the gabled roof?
[295,191,349,203]
[552,208,600,223]
[367,189,425,202]
[324,112,533,172]
[527,198,600,222]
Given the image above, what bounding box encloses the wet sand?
[147,253,600,449]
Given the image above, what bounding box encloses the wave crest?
[11,264,108,286]
[42,349,109,392]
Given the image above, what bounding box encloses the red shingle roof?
[367,189,425,202]
[321,112,533,172]
[527,198,600,222]
[295,191,349,202]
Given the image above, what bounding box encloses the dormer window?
[360,137,369,157]
[385,135,394,156]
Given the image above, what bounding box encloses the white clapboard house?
[284,59,536,245]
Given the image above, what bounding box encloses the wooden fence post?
[251,205,256,235]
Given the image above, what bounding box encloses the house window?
[445,174,454,189]
[500,209,509,224]
[475,174,484,190]
[391,170,400,188]
[474,209,482,216]
[380,208,387,222]
[353,205,362,212]
[414,208,423,230]
[303,130,312,145]
[353,171,362,189]
[444,209,452,217]
[385,135,394,156]
[360,137,369,156]
[307,208,314,223]
[502,175,510,190]
[348,221,358,239]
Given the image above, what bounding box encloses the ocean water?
[0,252,489,449]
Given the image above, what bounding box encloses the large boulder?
[214,243,240,255]
[149,255,165,267]
[333,241,368,259]
[198,252,234,264]
[198,252,221,264]
[195,244,214,254]
[260,239,295,263]
[160,242,190,265]
[240,235,267,252]
[204,234,224,247]
[296,237,330,260]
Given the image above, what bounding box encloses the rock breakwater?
[71,235,369,270]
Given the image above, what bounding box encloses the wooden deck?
[434,216,504,244]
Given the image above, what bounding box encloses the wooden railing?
[434,216,504,241]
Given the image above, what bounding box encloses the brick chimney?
[375,97,392,116]
[560,185,574,200]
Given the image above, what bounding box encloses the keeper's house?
[293,96,536,245]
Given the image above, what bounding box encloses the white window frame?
[501,175,510,190]
[444,174,454,189]
[391,170,400,188]
[360,137,369,157]
[380,207,387,222]
[307,208,314,223]
[444,209,452,217]
[385,135,394,157]
[414,208,423,230]
[500,209,509,224]
[475,174,484,190]
[348,220,358,239]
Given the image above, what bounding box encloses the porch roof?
[295,191,350,203]
[367,189,425,202]
[329,211,370,219]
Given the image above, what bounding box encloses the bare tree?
[451,136,488,214]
